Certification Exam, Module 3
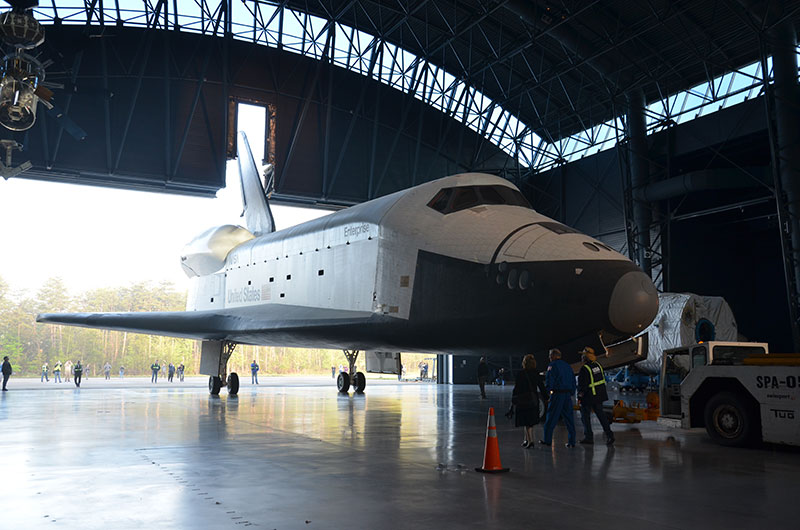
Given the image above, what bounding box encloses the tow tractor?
[659,341,800,447]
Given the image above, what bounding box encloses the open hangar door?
[451,355,523,385]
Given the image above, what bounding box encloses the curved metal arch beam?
[34,1,544,168]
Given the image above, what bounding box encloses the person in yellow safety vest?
[577,346,615,446]
[53,361,62,383]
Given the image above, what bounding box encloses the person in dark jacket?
[2,356,12,391]
[509,354,549,447]
[577,347,615,445]
[477,357,489,398]
[151,361,160,383]
[74,360,83,388]
[540,348,577,447]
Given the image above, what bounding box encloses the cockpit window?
[451,187,481,211]
[494,186,531,208]
[478,186,506,205]
[427,185,532,214]
[539,222,580,235]
[428,189,453,212]
[583,242,600,252]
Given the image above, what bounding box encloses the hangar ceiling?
[4,0,798,204]
[13,25,516,203]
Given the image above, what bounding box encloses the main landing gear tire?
[337,372,351,393]
[227,372,240,395]
[209,376,222,396]
[354,371,366,393]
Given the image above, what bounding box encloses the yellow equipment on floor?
[612,392,660,423]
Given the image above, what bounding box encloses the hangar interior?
[2,1,800,527]
[5,0,799,354]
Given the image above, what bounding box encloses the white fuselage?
[187,173,629,323]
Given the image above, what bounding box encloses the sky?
[0,104,331,295]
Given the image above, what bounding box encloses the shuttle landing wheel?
[339,349,360,393]
[227,372,240,395]
[209,376,222,396]
[337,372,351,393]
[354,371,366,393]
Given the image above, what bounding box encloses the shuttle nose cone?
[608,271,659,335]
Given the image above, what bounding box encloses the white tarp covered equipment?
[637,292,737,374]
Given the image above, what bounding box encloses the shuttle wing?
[37,310,238,341]
[37,305,377,344]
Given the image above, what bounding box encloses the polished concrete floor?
[2,376,798,529]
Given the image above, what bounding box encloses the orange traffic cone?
[475,407,510,473]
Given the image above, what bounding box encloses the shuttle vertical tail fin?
[237,131,276,236]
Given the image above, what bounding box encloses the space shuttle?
[38,133,659,395]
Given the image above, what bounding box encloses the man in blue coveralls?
[539,348,577,447]
[251,360,259,384]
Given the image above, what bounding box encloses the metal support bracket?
[343,349,359,377]
[0,140,32,179]
[219,341,236,382]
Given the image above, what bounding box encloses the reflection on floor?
[1,376,798,529]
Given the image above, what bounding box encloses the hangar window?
[427,186,531,214]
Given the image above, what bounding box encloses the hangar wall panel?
[11,26,514,202]
[530,98,788,351]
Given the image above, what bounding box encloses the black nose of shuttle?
[608,271,659,335]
